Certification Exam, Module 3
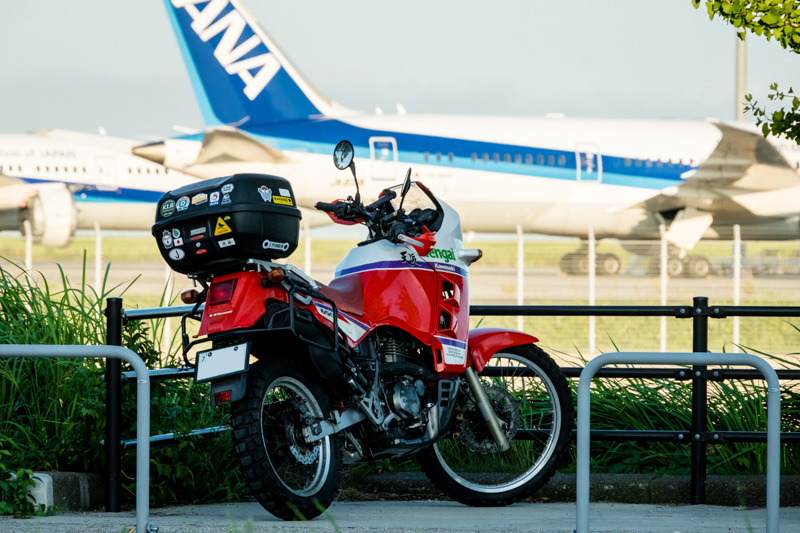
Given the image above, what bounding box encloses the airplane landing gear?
[559,251,621,276]
[652,255,712,278]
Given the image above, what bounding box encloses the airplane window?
[128,168,132,174]
[83,166,87,172]
[558,155,566,166]
[138,168,142,174]
[514,154,522,164]
[482,153,489,162]
[635,160,642,167]
[424,152,429,162]
[624,158,631,167]
[645,159,653,168]
[0,165,3,172]
[504,154,511,163]
[146,168,151,174]
[493,153,499,162]
[73,166,78,173]
[537,154,544,165]
[46,166,50,172]
[436,152,441,162]
[547,155,554,166]
[471,153,477,162]
[525,154,533,164]
[448,152,454,162]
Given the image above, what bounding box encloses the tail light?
[208,279,237,305]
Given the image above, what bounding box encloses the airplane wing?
[628,121,800,249]
[193,126,288,166]
[133,126,288,178]
[0,172,29,210]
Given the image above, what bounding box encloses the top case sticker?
[160,199,176,217]
[221,183,234,194]
[214,217,233,236]
[176,196,190,211]
[209,191,220,206]
[258,186,272,202]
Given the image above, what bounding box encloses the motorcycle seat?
[318,274,364,317]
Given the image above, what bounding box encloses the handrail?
[0,345,155,533]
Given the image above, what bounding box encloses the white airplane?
[135,0,800,277]
[0,129,196,246]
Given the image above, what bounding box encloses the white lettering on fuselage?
[172,0,279,101]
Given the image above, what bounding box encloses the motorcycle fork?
[462,366,510,452]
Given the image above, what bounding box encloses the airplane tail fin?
[163,0,355,127]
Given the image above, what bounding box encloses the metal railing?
[103,295,800,511]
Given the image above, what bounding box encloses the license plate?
[195,342,250,383]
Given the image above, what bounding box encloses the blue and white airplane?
[136,0,800,276]
[0,129,197,247]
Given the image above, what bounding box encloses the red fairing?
[198,271,282,335]
[359,267,438,342]
[468,328,539,373]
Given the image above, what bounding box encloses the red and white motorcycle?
[154,140,572,521]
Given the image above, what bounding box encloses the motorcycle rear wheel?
[231,357,341,520]
[418,344,572,506]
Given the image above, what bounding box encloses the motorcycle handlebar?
[364,191,395,212]
[314,201,337,213]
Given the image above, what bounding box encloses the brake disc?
[457,384,520,454]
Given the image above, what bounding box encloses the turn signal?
[267,267,286,284]
[180,289,199,304]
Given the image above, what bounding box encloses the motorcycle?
[152,140,573,521]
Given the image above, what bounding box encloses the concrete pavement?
[3,500,799,533]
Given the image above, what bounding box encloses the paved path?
[3,501,798,533]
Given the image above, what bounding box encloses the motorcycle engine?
[391,378,426,419]
[374,330,437,429]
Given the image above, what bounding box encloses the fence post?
[691,295,709,504]
[105,297,123,512]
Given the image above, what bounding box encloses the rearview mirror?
[333,140,354,170]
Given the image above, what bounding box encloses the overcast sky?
[2,0,800,141]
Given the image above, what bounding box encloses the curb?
[34,471,800,511]
[27,472,104,511]
[352,472,800,507]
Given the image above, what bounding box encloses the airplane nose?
[132,141,166,164]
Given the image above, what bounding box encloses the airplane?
[0,129,198,247]
[134,0,800,277]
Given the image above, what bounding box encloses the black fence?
[103,296,800,511]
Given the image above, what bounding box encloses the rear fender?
[468,327,539,373]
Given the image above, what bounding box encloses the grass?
[0,259,246,505]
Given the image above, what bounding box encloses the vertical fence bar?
[104,297,123,512]
[733,225,741,351]
[691,295,709,504]
[659,225,667,352]
[588,227,596,354]
[516,224,524,331]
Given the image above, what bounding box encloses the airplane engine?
[19,183,77,248]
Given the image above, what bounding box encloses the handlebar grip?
[315,201,337,212]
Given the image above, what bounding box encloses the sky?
[2,0,800,141]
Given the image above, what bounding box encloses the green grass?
[0,260,246,505]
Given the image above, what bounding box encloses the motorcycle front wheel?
[418,344,572,506]
[230,357,341,520]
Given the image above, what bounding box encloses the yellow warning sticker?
[214,217,232,236]
[273,195,293,206]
